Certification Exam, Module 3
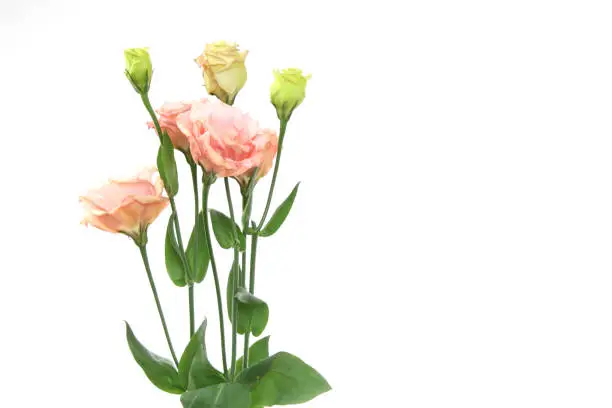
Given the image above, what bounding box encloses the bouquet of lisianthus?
[79,42,329,408]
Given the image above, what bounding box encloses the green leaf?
[186,211,210,283]
[125,322,183,394]
[181,383,251,408]
[235,336,270,376]
[165,214,187,287]
[157,131,179,197]
[210,209,246,250]
[259,183,300,237]
[238,352,331,406]
[235,288,269,336]
[178,319,225,390]
[226,259,240,321]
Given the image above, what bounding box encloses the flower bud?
[195,41,248,105]
[270,68,311,121]
[124,48,153,94]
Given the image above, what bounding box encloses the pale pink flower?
[176,102,277,179]
[79,168,169,239]
[147,99,208,152]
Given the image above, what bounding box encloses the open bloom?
[176,102,277,179]
[80,168,169,241]
[147,100,208,153]
[195,41,248,104]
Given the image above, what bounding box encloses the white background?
[1,0,612,407]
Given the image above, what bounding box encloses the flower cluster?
[80,41,326,408]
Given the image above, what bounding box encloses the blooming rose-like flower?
[147,100,208,153]
[195,41,248,104]
[80,168,169,241]
[176,101,278,179]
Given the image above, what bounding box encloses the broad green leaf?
[235,288,269,336]
[157,131,179,197]
[178,319,225,390]
[188,347,225,391]
[186,211,210,283]
[259,183,300,237]
[210,209,246,250]
[165,214,187,287]
[125,322,183,394]
[226,259,240,321]
[238,352,331,406]
[235,336,270,375]
[181,383,251,408]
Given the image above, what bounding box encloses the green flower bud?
[124,48,152,94]
[270,68,311,121]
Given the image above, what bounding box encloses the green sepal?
[259,183,300,237]
[165,214,187,286]
[124,322,183,394]
[238,352,331,406]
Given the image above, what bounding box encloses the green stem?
[202,182,229,378]
[240,194,252,286]
[189,163,200,337]
[140,92,195,336]
[224,178,240,379]
[188,285,194,336]
[141,93,162,142]
[243,233,258,370]
[138,244,179,367]
[255,119,288,231]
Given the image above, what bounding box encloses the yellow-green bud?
[124,48,152,94]
[270,68,311,121]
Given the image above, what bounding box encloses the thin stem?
[243,233,258,370]
[138,244,179,367]
[224,178,240,379]
[240,194,252,286]
[202,182,229,377]
[248,235,258,293]
[141,92,195,336]
[188,285,195,336]
[141,93,162,142]
[189,163,200,337]
[255,119,288,231]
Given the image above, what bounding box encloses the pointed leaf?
[238,352,331,406]
[259,183,300,237]
[226,259,240,320]
[165,214,187,287]
[186,211,210,283]
[157,131,179,197]
[235,288,269,336]
[180,383,251,408]
[125,322,183,394]
[210,209,246,250]
[235,336,270,375]
[178,319,225,390]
